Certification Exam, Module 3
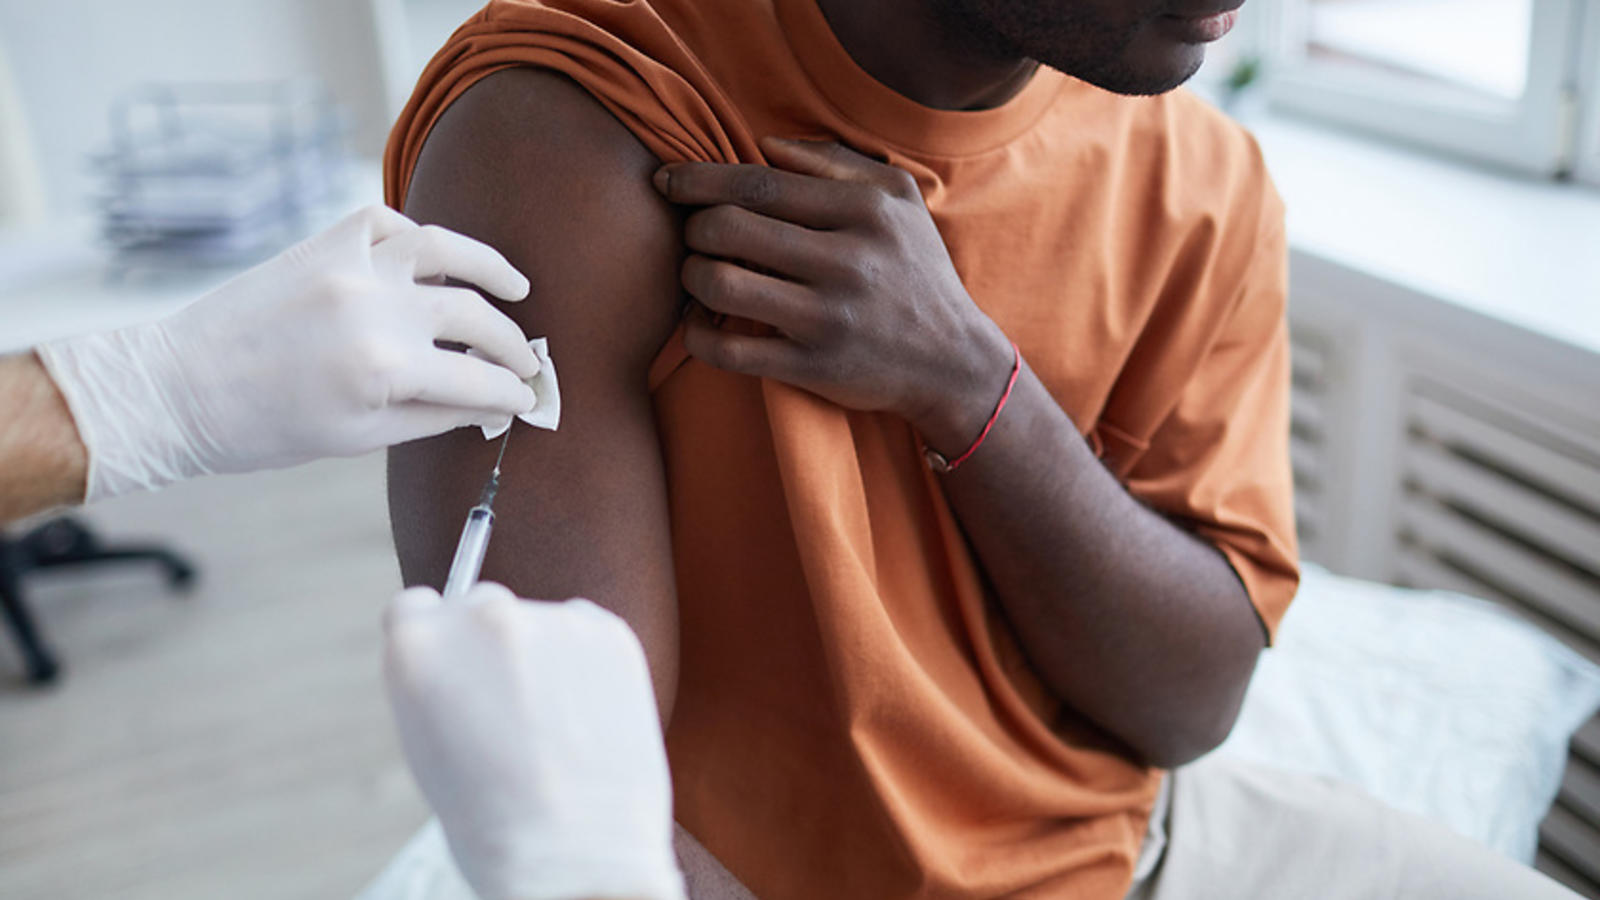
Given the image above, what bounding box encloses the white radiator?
[1285,248,1600,898]
[1290,332,1334,559]
[1393,378,1600,891]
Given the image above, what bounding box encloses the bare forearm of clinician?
[384,69,756,899]
[920,328,1265,769]
[0,352,88,523]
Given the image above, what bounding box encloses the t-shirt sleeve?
[384,0,759,213]
[1120,209,1300,640]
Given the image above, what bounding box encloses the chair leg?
[0,566,60,684]
[33,546,197,590]
[0,517,197,686]
[21,518,196,591]
[0,515,198,682]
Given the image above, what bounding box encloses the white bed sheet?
[1215,563,1600,863]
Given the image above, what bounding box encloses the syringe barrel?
[442,505,495,601]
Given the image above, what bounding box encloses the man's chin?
[1047,47,1208,97]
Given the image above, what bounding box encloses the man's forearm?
[0,351,87,523]
[926,332,1264,769]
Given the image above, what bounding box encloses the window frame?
[1255,0,1584,177]
[1575,1,1600,186]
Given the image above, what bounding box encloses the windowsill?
[3,115,1598,362]
[1228,101,1600,359]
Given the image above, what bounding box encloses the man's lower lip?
[1160,9,1239,43]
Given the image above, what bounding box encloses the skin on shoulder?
[388,67,686,719]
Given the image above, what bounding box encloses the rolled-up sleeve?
[1122,217,1300,639]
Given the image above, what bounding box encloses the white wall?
[0,0,394,217]
[0,36,44,227]
[367,0,486,133]
[398,0,485,79]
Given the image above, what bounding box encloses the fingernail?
[652,167,670,194]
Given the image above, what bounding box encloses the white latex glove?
[37,205,541,501]
[382,584,686,900]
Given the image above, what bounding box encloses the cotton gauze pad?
[482,337,560,439]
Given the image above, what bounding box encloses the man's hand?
[654,138,1013,457]
[383,584,686,900]
[37,205,541,502]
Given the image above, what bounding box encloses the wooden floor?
[0,454,428,899]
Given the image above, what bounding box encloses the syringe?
[442,429,512,601]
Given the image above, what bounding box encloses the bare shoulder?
[389,65,685,713]
[403,66,685,368]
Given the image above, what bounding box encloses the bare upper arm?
[388,67,685,716]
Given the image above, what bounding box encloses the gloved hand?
[37,206,541,501]
[382,584,686,900]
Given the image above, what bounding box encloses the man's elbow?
[1132,704,1244,769]
[1125,665,1255,769]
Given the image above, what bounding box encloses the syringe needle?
[444,429,514,602]
[491,428,511,479]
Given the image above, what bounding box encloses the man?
[383,1,1578,897]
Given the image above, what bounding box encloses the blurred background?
[0,3,488,898]
[0,1,1598,898]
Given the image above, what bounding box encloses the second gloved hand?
[38,206,540,501]
[383,584,686,900]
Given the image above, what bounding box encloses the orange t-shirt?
[386,1,1299,897]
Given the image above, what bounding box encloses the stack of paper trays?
[92,80,346,268]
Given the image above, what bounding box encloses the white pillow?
[1215,563,1600,862]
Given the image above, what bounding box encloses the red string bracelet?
[923,341,1021,474]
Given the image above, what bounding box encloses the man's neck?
[813,0,1039,111]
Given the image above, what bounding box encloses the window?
[1302,0,1531,101]
[1577,12,1600,184]
[1253,0,1592,177]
